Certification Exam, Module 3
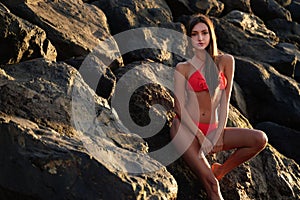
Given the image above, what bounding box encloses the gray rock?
[164,0,224,19]
[234,56,300,130]
[0,5,56,64]
[255,121,300,163]
[1,0,112,61]
[250,0,292,21]
[213,17,296,77]
[286,0,300,23]
[219,0,252,14]
[0,58,177,199]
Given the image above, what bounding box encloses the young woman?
[170,14,268,200]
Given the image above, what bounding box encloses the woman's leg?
[170,119,224,200]
[212,127,268,180]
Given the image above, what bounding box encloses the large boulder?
[219,0,252,15]
[250,0,292,21]
[0,3,56,65]
[233,56,300,130]
[255,121,300,164]
[1,0,112,61]
[164,0,224,19]
[0,58,177,199]
[213,16,296,77]
[92,0,185,66]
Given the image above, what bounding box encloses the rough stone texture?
[255,121,300,163]
[93,0,185,66]
[266,18,300,46]
[219,0,251,15]
[222,11,278,42]
[233,56,300,130]
[0,58,177,199]
[164,0,224,19]
[275,0,292,7]
[213,17,297,77]
[93,0,173,35]
[0,4,56,65]
[286,0,300,23]
[250,0,292,21]
[1,0,300,199]
[1,0,113,61]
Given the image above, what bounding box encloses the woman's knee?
[253,129,268,149]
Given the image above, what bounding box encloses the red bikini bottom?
[197,122,218,136]
[174,115,218,136]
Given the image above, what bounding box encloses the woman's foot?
[211,163,224,181]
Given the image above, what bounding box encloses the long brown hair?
[187,14,219,96]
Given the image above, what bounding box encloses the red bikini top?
[186,70,227,92]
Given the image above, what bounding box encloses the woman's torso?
[184,57,224,124]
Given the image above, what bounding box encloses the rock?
[0,4,56,65]
[275,0,292,7]
[222,10,278,42]
[286,0,300,23]
[213,17,296,77]
[92,0,173,35]
[266,18,300,46]
[113,60,175,154]
[1,0,113,61]
[0,58,177,199]
[276,43,300,81]
[230,82,248,119]
[219,0,252,15]
[93,0,185,66]
[250,0,292,21]
[255,121,300,164]
[164,0,224,19]
[233,56,300,130]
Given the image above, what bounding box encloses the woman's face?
[190,22,210,51]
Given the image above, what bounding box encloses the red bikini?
[186,70,227,92]
[174,69,227,136]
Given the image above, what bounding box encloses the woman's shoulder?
[217,53,234,63]
[175,61,191,74]
[216,53,235,71]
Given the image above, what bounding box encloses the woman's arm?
[210,54,235,146]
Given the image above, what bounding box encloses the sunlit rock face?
[0,58,177,200]
[0,6,57,65]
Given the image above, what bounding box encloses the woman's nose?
[197,34,202,40]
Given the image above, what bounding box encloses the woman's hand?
[210,130,224,153]
[195,133,214,156]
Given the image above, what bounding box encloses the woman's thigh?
[222,127,267,151]
[170,118,198,154]
[170,119,214,178]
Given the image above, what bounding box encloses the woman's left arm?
[210,54,235,150]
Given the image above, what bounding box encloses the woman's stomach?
[185,93,217,124]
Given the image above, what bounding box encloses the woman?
[170,14,268,200]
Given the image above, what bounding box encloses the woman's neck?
[194,50,206,61]
[190,52,206,69]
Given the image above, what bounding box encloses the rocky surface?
[0,58,177,200]
[1,0,300,199]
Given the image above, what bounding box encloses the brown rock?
[0,4,56,64]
